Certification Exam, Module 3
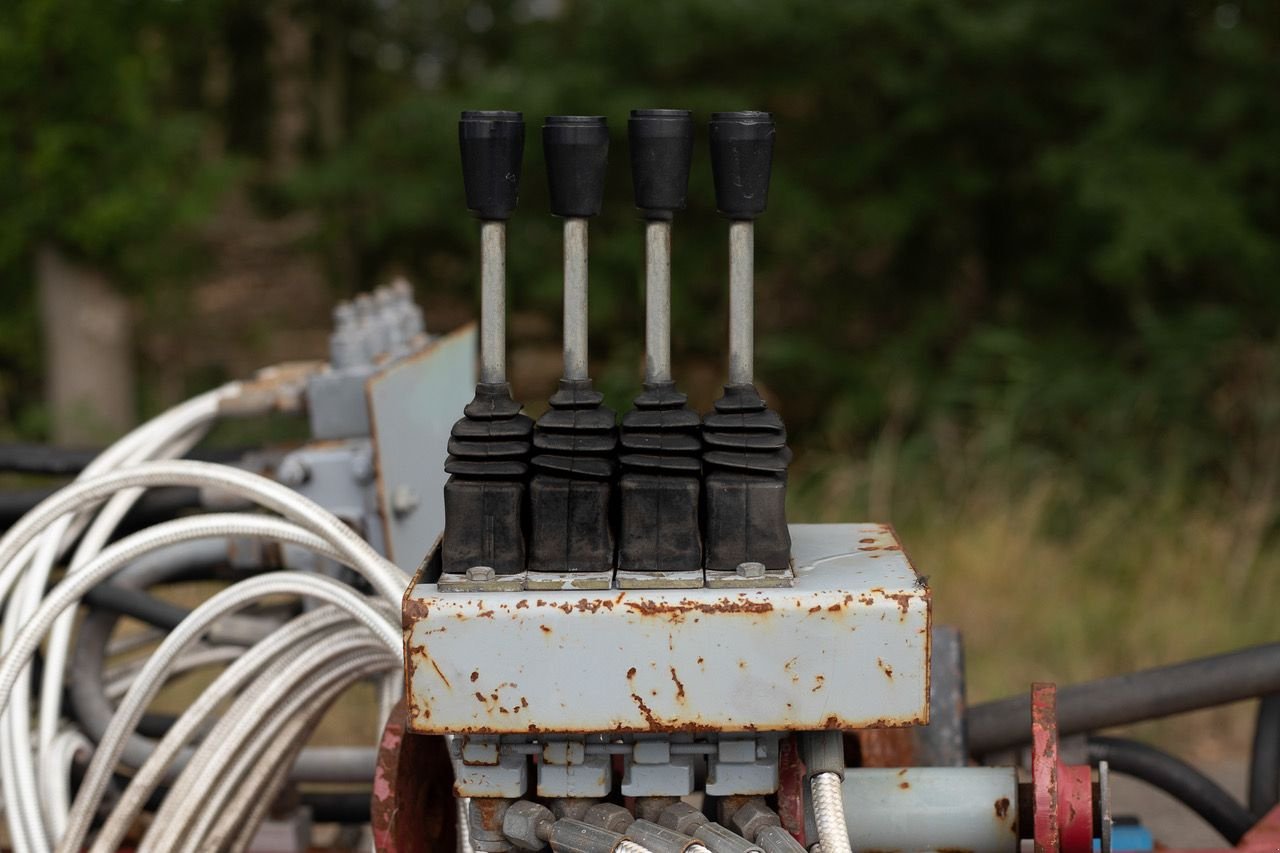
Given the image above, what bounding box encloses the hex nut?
[549,798,596,821]
[635,796,680,824]
[583,802,634,834]
[658,802,709,836]
[503,800,554,850]
[729,799,780,842]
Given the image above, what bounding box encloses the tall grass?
[790,410,1280,758]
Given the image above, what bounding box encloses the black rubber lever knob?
[459,110,525,220]
[709,111,775,220]
[543,116,609,218]
[628,109,694,221]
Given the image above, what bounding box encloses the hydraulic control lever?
[440,110,534,580]
[528,116,618,585]
[702,111,792,576]
[617,109,704,586]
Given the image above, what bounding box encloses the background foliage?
[2,0,1279,738]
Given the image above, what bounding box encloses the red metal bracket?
[1031,682,1094,853]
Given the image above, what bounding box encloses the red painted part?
[1058,763,1093,851]
[777,733,808,845]
[371,697,456,853]
[1030,682,1094,853]
[1031,683,1060,853]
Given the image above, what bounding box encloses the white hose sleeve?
[89,607,355,852]
[810,773,852,853]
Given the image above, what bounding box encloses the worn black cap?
[709,111,775,220]
[459,110,524,220]
[628,109,694,221]
[543,116,609,218]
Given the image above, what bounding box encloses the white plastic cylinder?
[840,767,1020,853]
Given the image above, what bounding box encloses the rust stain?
[470,671,479,682]
[473,691,485,703]
[631,693,661,728]
[812,675,825,692]
[859,538,876,544]
[899,781,910,789]
[877,658,894,679]
[516,599,528,609]
[826,603,841,612]
[669,667,686,699]
[430,659,451,689]
[540,625,552,634]
[476,609,495,619]
[627,666,637,679]
[623,597,774,617]
[995,797,1010,820]
[808,605,822,614]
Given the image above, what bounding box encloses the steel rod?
[728,220,754,386]
[563,218,589,381]
[645,220,672,384]
[479,220,506,384]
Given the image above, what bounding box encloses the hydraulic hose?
[1086,735,1256,844]
[809,773,852,853]
[968,643,1280,755]
[1249,694,1280,816]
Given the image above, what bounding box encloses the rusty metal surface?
[371,697,457,853]
[403,523,930,735]
[1032,683,1060,853]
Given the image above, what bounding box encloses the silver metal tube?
[480,221,507,384]
[728,221,754,386]
[645,221,672,383]
[564,218,590,381]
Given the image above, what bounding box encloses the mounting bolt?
[277,456,310,487]
[736,562,766,579]
[467,565,496,582]
[391,484,420,516]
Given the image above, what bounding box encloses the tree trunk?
[37,245,135,444]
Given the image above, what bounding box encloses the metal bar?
[480,221,506,384]
[728,221,753,386]
[968,642,1280,755]
[563,218,589,381]
[645,220,672,384]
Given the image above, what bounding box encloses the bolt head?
[658,802,707,835]
[277,456,310,487]
[584,802,633,834]
[736,561,766,579]
[391,484,420,516]
[502,800,554,850]
[466,565,496,582]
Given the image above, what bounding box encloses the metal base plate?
[525,570,614,591]
[615,569,704,589]
[437,571,528,593]
[704,563,795,589]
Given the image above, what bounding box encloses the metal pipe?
[645,220,672,383]
[564,218,590,381]
[967,642,1280,754]
[480,220,507,384]
[839,767,1019,853]
[728,221,753,386]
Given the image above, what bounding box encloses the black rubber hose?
[0,443,248,476]
[968,643,1280,754]
[1249,694,1280,815]
[1087,735,1256,845]
[0,486,203,533]
[83,583,191,631]
[0,443,100,475]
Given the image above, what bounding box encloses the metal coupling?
[627,818,705,853]
[692,823,765,853]
[798,732,845,780]
[754,827,806,853]
[503,800,556,850]
[547,818,627,853]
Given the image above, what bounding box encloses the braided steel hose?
[810,773,852,853]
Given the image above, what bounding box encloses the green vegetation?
[3,0,1279,748]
